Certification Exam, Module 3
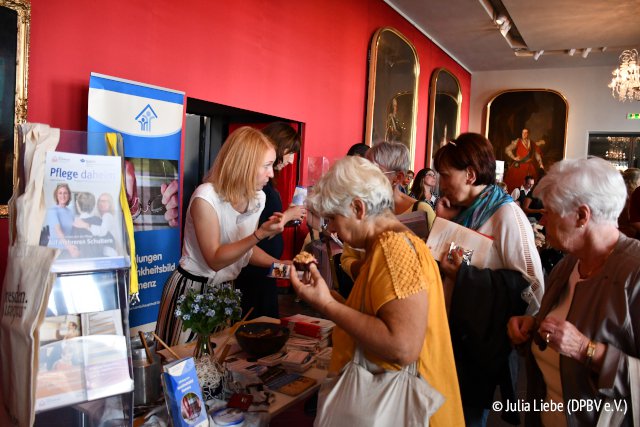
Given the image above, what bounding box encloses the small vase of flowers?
[174,283,243,357]
[174,284,242,401]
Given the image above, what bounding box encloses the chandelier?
[608,49,640,102]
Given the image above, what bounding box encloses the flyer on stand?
[35,314,132,412]
[40,151,128,272]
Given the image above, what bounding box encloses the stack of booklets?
[280,314,335,338]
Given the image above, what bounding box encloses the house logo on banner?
[135,104,158,132]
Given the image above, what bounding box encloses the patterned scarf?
[454,184,513,230]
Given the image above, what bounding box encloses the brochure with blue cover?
[162,357,208,427]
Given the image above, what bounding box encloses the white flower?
[183,314,191,321]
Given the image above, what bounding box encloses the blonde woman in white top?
[155,126,286,345]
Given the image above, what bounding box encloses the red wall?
[1,0,470,279]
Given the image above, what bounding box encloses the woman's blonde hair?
[204,126,275,205]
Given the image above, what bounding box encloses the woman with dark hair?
[235,122,306,319]
[410,168,439,209]
[346,142,370,157]
[434,133,544,426]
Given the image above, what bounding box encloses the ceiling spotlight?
[582,47,592,58]
[534,50,544,61]
[568,48,576,56]
[494,15,506,26]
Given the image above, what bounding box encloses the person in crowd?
[74,192,122,256]
[410,168,439,209]
[41,183,79,257]
[434,133,544,426]
[522,187,545,222]
[497,181,509,194]
[399,169,414,194]
[155,126,288,345]
[510,175,535,206]
[235,123,306,319]
[504,129,545,194]
[508,157,640,426]
[346,142,370,157]
[290,156,464,426]
[340,141,435,281]
[618,168,640,238]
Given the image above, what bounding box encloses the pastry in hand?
[293,251,318,282]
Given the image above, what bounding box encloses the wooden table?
[158,316,327,417]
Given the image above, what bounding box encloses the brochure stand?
[15,128,136,427]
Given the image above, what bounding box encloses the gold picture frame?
[427,68,461,167]
[0,0,30,218]
[485,89,568,192]
[364,27,419,166]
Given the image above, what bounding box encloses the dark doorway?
[182,98,303,229]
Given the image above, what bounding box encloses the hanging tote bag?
[315,238,444,427]
[314,346,444,427]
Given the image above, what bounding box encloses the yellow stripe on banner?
[105,133,138,295]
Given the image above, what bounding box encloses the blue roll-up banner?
[88,72,184,331]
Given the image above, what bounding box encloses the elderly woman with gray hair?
[508,157,640,426]
[340,141,436,282]
[290,156,464,426]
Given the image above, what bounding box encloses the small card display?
[267,262,291,279]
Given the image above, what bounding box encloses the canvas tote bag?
[0,244,59,427]
[314,346,445,427]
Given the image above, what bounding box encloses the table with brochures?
[159,316,328,417]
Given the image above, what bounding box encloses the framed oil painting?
[427,68,461,166]
[364,27,419,166]
[0,0,30,218]
[485,89,567,193]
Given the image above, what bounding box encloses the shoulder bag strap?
[353,234,419,376]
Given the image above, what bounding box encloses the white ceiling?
[386,0,640,72]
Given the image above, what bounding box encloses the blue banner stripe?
[90,75,184,105]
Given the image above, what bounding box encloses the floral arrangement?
[175,284,243,335]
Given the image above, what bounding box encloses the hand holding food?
[292,251,318,283]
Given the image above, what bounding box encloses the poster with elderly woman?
[40,151,126,271]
